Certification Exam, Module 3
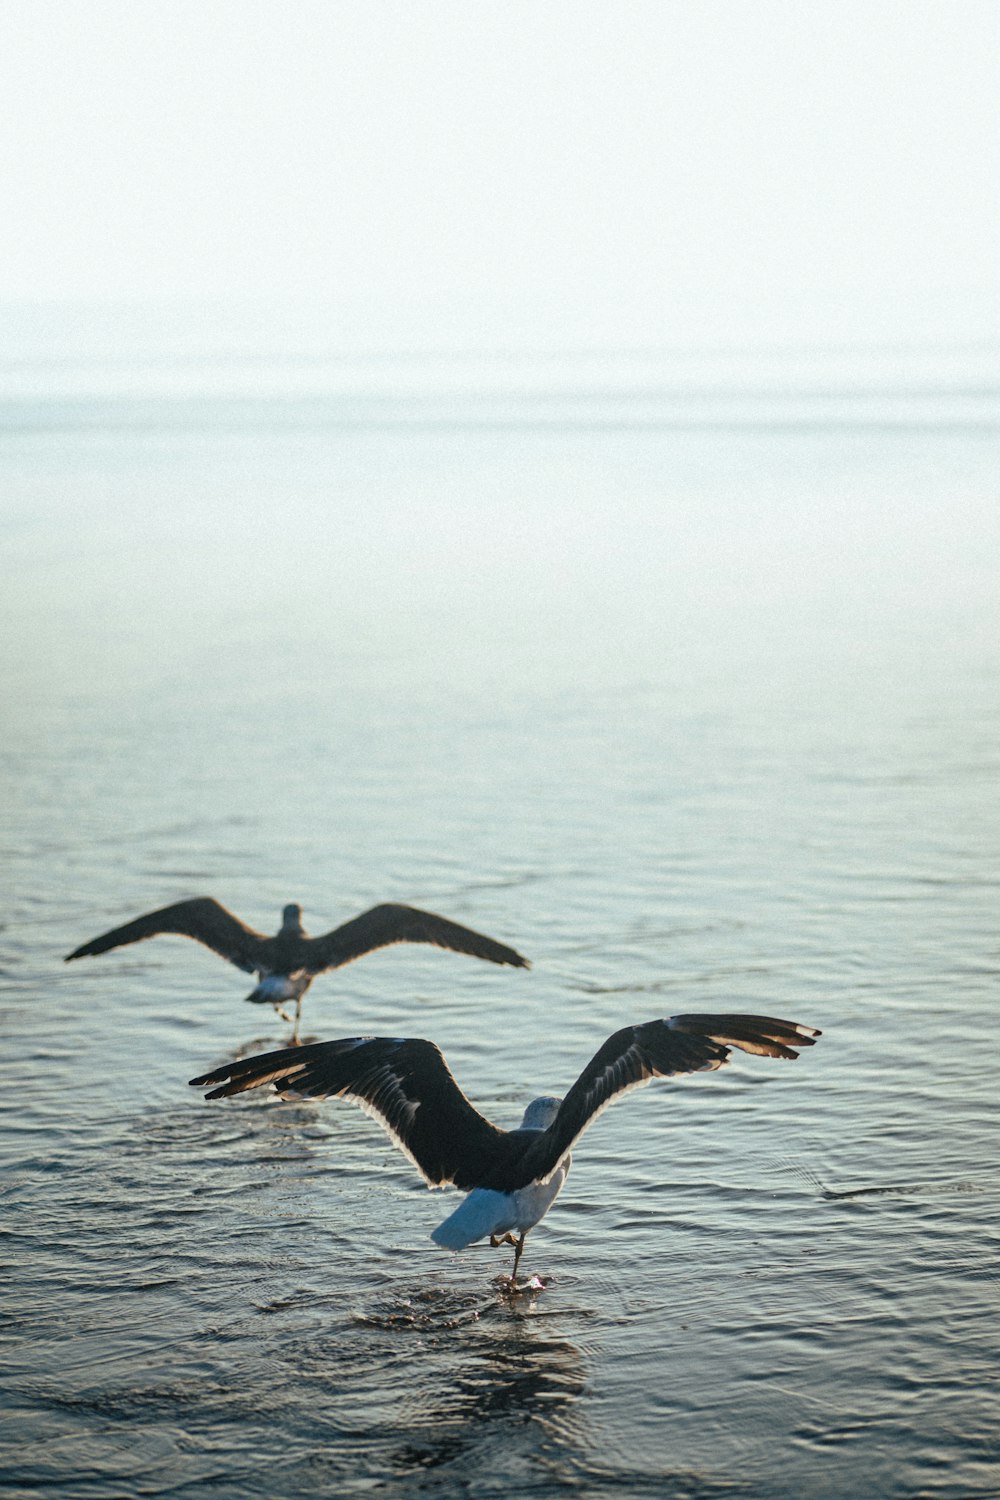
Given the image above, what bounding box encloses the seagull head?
[519,1095,562,1131]
[281,903,304,933]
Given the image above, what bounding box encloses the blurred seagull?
[66,898,529,1041]
[190,1012,821,1284]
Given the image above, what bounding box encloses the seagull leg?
[488,1231,528,1291]
[510,1233,527,1285]
[290,997,303,1046]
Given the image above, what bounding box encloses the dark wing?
[190,1037,509,1189]
[65,897,269,975]
[518,1013,821,1187]
[302,904,529,973]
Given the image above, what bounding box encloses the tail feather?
[431,1189,516,1250]
[245,975,296,1005]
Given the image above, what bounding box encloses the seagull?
[66,898,529,1041]
[190,1012,821,1284]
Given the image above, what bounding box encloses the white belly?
[508,1163,570,1232]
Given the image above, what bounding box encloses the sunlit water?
[2,326,999,1497]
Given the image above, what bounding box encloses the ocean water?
[1,319,999,1497]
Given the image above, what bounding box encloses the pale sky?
[2,1,999,345]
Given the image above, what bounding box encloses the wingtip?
[789,1023,822,1045]
[188,1075,232,1100]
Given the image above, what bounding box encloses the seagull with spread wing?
[66,899,529,1041]
[190,1012,821,1284]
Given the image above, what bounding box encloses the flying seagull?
[190,1012,821,1284]
[66,898,529,1041]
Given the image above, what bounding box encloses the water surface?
[2,333,999,1496]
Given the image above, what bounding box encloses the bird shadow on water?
[346,1280,594,1488]
[317,1278,732,1497]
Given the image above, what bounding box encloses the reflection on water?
[2,351,1000,1496]
[360,1294,589,1483]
